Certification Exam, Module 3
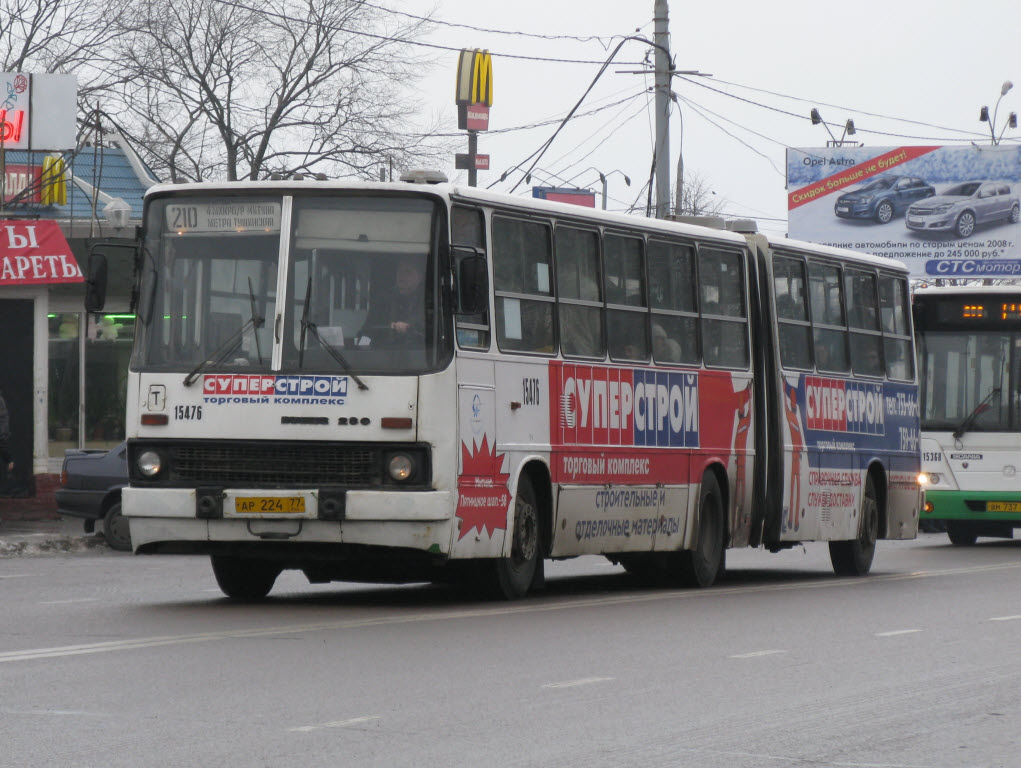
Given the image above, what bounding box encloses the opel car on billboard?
[833,175,935,223]
[906,181,1020,238]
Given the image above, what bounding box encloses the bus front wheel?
[829,472,878,576]
[946,521,978,546]
[487,474,541,600]
[677,472,725,588]
[211,556,281,600]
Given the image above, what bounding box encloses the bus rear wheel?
[829,472,878,576]
[210,556,281,600]
[487,474,540,600]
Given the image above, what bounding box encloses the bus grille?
[170,443,378,486]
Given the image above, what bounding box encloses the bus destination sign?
[165,202,281,233]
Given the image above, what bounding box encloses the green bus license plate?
[235,496,306,514]
[987,501,1021,513]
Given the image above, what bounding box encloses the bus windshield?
[134,193,451,376]
[918,329,1016,432]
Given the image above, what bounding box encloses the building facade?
[0,137,153,517]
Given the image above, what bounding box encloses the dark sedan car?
[55,442,130,551]
[834,174,935,223]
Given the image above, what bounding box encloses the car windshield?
[134,193,452,376]
[943,183,981,197]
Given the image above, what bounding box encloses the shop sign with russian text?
[0,220,83,285]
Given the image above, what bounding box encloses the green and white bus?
[916,286,1021,544]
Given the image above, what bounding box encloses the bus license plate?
[234,496,306,514]
[987,501,1021,513]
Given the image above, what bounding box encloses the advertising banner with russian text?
[0,220,82,285]
[787,145,1021,279]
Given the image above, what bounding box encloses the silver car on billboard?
[906,181,1020,238]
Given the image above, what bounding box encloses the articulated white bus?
[87,174,922,599]
[915,286,1021,544]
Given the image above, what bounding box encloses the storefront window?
[48,313,80,457]
[85,314,134,448]
[48,313,136,458]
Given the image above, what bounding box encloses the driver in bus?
[359,256,425,342]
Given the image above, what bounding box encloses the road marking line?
[290,716,380,733]
[989,615,1021,621]
[0,574,27,579]
[2,560,1021,665]
[729,649,787,659]
[39,598,99,605]
[542,677,614,689]
[875,629,922,637]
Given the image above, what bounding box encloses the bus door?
[452,356,507,559]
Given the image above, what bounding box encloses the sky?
[400,0,1021,236]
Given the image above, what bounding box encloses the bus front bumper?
[124,487,455,554]
[922,489,1021,522]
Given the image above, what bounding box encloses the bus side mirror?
[84,251,108,313]
[458,255,488,315]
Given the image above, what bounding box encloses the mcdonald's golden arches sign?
[456,49,493,131]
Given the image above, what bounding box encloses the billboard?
[787,145,1021,279]
[532,186,596,208]
[1,72,77,151]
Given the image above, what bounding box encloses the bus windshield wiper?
[182,278,265,387]
[952,387,1000,440]
[298,275,368,390]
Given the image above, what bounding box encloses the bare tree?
[108,0,453,182]
[1,0,130,95]
[675,169,726,218]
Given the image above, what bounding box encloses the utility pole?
[653,0,671,219]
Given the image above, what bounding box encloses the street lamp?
[979,80,1017,145]
[524,168,572,187]
[810,108,857,146]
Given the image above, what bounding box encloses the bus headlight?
[138,450,163,477]
[917,472,941,486]
[387,453,415,482]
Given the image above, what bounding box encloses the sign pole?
[468,130,478,187]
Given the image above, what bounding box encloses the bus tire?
[210,555,280,600]
[946,522,978,546]
[677,472,725,588]
[829,471,878,576]
[102,501,132,552]
[488,473,540,600]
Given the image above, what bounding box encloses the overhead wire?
[210,0,646,66]
[359,0,627,47]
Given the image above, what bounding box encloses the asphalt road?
[2,533,1019,768]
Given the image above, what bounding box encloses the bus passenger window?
[649,240,698,365]
[451,206,484,248]
[556,226,603,359]
[808,262,849,373]
[773,255,811,370]
[700,247,748,369]
[845,269,883,377]
[879,275,913,380]
[605,233,648,361]
[452,206,490,349]
[492,216,555,354]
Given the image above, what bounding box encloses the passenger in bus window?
[359,256,424,341]
[652,322,682,363]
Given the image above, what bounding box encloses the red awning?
[0,219,83,285]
